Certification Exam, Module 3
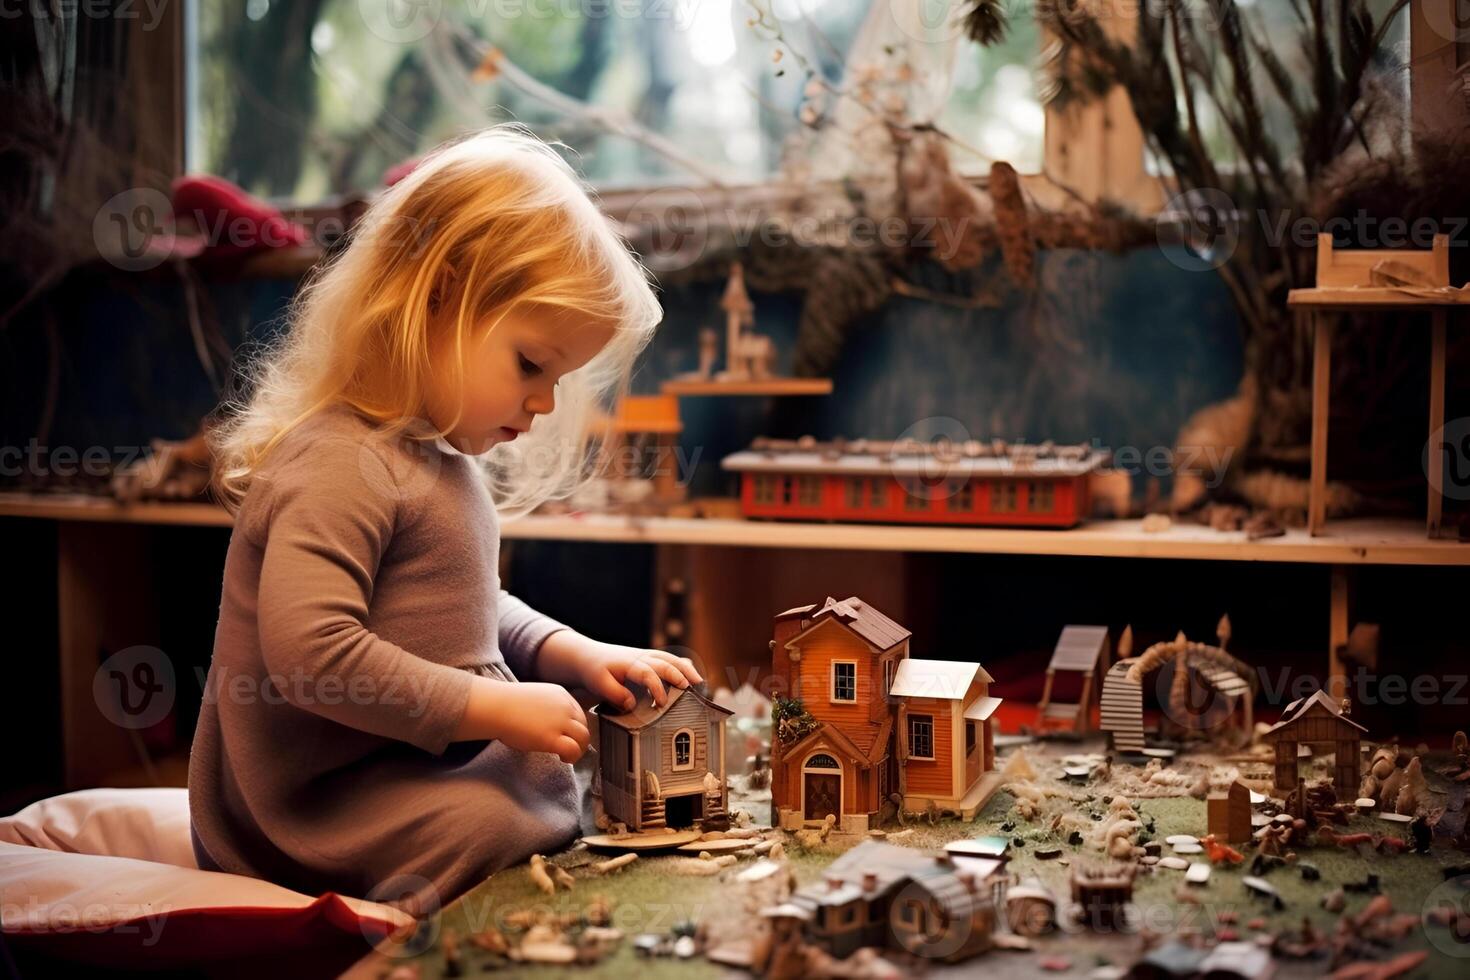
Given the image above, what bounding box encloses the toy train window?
[831,661,857,702]
[992,483,1018,513]
[780,476,795,504]
[672,728,694,770]
[805,754,839,769]
[946,483,975,513]
[908,714,934,760]
[1029,481,1055,513]
[903,488,929,511]
[754,475,776,504]
[797,477,821,506]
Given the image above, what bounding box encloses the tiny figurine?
[592,683,734,833]
[1259,690,1366,798]
[723,438,1107,528]
[768,596,1004,831]
[1036,625,1110,735]
[1207,780,1253,843]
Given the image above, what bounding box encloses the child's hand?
[539,633,703,711]
[470,681,590,763]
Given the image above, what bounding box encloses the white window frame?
[671,727,695,771]
[831,661,858,703]
[908,714,935,760]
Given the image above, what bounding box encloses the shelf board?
[2,493,1464,566]
[659,378,833,396]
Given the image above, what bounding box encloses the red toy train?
[721,437,1108,528]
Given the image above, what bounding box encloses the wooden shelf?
[659,378,833,396]
[7,494,1462,565]
[1288,287,1470,310]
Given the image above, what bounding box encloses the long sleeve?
[497,590,569,681]
[252,436,475,755]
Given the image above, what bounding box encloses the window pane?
[193,1,1045,200]
[940,14,1043,173]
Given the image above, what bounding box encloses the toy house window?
[753,475,776,504]
[806,754,839,769]
[966,721,978,756]
[991,483,1017,513]
[901,898,925,930]
[672,728,694,770]
[947,482,975,512]
[1029,482,1055,513]
[831,662,857,703]
[908,715,934,760]
[797,477,822,506]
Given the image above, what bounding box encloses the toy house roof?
[1050,625,1110,672]
[1262,690,1366,738]
[889,657,993,699]
[780,596,911,652]
[782,715,892,769]
[723,437,1107,479]
[791,840,990,917]
[593,684,733,732]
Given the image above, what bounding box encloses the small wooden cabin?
[769,840,998,964]
[594,685,733,831]
[1259,690,1366,798]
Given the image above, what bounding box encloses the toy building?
[722,437,1107,528]
[769,596,1003,832]
[592,685,734,832]
[1259,690,1366,798]
[757,840,1000,965]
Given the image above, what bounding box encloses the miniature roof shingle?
[889,657,992,699]
[593,683,733,731]
[782,595,911,652]
[1262,689,1366,738]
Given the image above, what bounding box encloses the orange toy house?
[769,596,1004,832]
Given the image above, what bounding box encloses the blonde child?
[188,126,701,911]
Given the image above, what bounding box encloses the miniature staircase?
[640,797,666,830]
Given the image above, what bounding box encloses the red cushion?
[170,174,309,259]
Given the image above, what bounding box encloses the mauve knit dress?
[188,405,582,911]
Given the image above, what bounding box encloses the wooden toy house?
[769,596,1003,832]
[593,685,733,831]
[759,840,999,965]
[1259,690,1365,798]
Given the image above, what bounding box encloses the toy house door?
[804,773,839,820]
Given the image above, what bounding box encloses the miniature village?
[366,598,1470,980]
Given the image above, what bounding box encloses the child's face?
[429,304,615,455]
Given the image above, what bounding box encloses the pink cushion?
[0,789,412,972]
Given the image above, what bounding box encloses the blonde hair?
[210,124,662,517]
